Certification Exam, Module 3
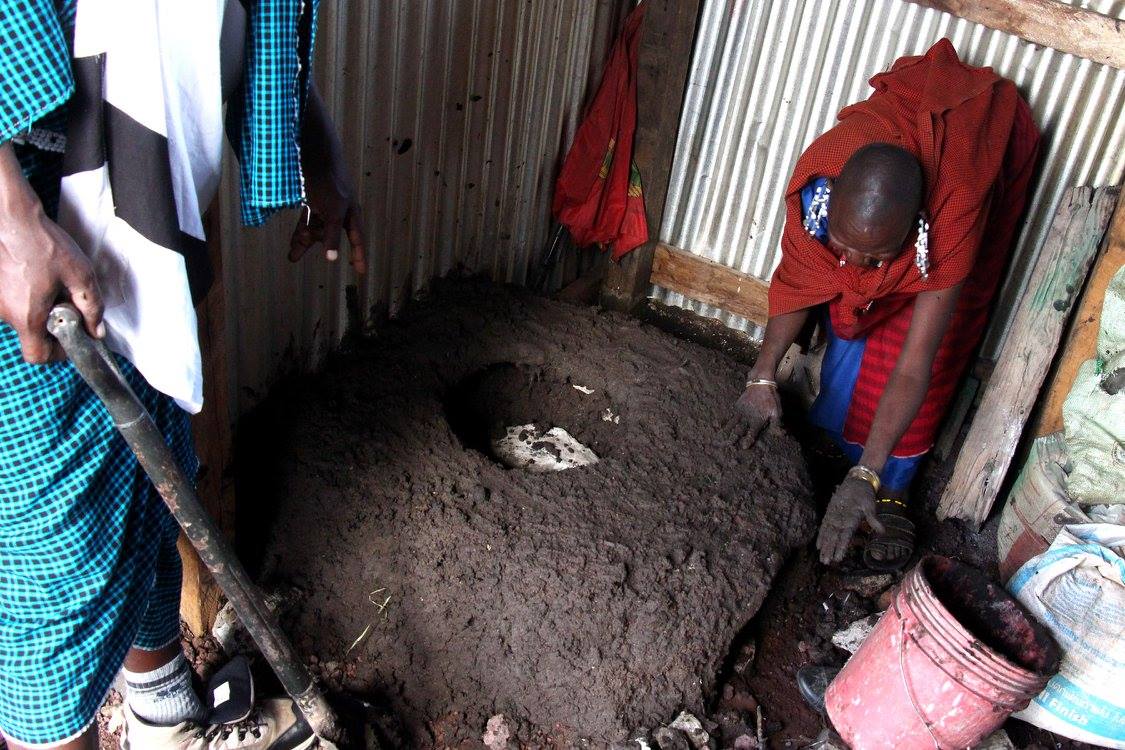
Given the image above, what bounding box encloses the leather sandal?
[861,497,915,572]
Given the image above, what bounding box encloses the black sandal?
[861,497,915,572]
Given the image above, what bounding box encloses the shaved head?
[829,143,923,262]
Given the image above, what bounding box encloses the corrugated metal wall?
[655,0,1125,356]
[219,0,629,415]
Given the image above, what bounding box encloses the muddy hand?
[727,384,782,449]
[817,478,885,565]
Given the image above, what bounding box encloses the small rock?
[732,639,757,674]
[669,711,713,749]
[103,702,125,734]
[483,714,512,750]
[732,736,758,750]
[652,727,691,750]
[840,573,894,598]
[718,674,759,715]
[831,613,883,654]
[877,585,898,611]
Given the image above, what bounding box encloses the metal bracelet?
[744,378,778,389]
[847,464,881,494]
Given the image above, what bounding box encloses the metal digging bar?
[47,304,343,746]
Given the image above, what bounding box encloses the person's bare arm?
[729,308,810,446]
[0,143,103,363]
[288,85,367,275]
[817,283,962,563]
[749,308,809,382]
[857,283,962,474]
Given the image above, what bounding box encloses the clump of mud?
[239,279,815,745]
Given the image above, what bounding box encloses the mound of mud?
[239,280,815,745]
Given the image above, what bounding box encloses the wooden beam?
[937,186,1119,527]
[1032,200,1125,437]
[932,377,981,463]
[649,242,770,326]
[181,204,237,635]
[904,0,1125,70]
[600,0,702,313]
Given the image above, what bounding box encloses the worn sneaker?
[120,698,318,749]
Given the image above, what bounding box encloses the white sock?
[123,653,207,727]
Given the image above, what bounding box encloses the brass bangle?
[847,464,881,494]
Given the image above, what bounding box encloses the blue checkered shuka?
[0,0,319,743]
[0,327,196,745]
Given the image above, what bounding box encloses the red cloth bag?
[552,4,648,260]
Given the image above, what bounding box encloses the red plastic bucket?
[825,556,1058,749]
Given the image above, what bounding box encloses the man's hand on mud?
[290,86,367,275]
[0,145,104,363]
[816,477,885,565]
[728,384,782,449]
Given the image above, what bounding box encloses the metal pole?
[47,304,343,745]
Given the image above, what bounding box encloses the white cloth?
[57,0,227,413]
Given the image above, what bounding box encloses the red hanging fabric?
[552,3,648,260]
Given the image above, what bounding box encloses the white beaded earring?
[915,216,930,280]
[804,183,831,236]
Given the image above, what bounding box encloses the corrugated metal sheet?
[655,0,1125,356]
[218,0,629,415]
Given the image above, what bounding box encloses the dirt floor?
[69,280,1095,750]
[61,279,1099,750]
[236,279,817,746]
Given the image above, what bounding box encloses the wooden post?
[903,0,1125,69]
[181,204,237,635]
[1031,200,1125,437]
[937,186,1119,527]
[600,0,702,313]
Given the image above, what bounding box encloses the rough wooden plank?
[600,0,702,313]
[933,377,981,463]
[181,204,237,634]
[937,186,1119,526]
[905,0,1125,69]
[1032,200,1125,437]
[649,242,770,326]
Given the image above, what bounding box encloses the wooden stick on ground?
[937,186,1120,527]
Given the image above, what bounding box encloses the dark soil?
[238,279,816,746]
